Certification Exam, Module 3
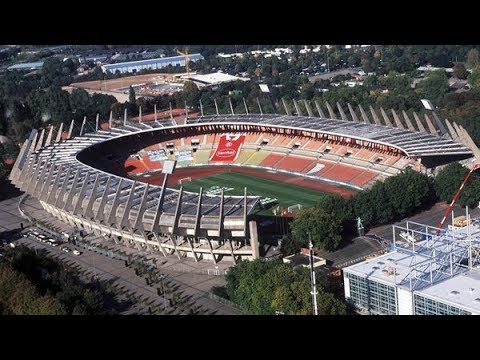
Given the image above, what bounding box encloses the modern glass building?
[343,221,480,315]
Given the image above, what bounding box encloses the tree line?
[289,163,479,253]
[218,258,346,315]
[0,245,118,315]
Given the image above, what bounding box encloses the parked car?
[73,250,81,256]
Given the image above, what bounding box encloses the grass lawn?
[172,171,326,215]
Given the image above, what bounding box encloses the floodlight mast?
[309,238,318,315]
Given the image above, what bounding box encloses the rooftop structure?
[344,219,480,315]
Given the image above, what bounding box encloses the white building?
[344,220,480,315]
[187,72,249,87]
[102,54,204,74]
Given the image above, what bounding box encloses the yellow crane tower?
[177,48,190,77]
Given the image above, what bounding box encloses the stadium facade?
[8,100,477,263]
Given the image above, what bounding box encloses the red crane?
[436,163,480,235]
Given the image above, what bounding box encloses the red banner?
[209,134,246,162]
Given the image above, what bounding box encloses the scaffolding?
[390,210,480,291]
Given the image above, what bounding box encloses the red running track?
[140,166,357,198]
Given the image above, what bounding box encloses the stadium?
[8,100,476,264]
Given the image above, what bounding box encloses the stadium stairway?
[244,150,270,165]
[235,150,255,164]
[260,153,286,168]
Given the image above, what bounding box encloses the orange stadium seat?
[275,156,316,172]
[321,163,363,183]
[350,170,377,186]
[260,153,285,167]
[313,161,336,176]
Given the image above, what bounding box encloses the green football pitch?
[172,171,327,215]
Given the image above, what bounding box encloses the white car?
[73,250,81,256]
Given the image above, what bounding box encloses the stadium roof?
[102,54,204,72]
[19,119,260,229]
[345,250,432,289]
[187,114,472,157]
[7,61,44,70]
[12,113,473,236]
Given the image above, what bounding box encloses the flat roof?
[416,270,480,313]
[344,250,427,288]
[102,54,204,70]
[188,72,249,85]
[7,61,44,70]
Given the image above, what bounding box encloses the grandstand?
[8,102,476,263]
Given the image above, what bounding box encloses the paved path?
[0,194,243,315]
[18,236,243,315]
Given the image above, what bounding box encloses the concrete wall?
[397,287,413,315]
[344,275,351,298]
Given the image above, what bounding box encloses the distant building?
[79,55,109,65]
[101,54,204,74]
[283,251,326,268]
[187,72,249,87]
[7,61,44,71]
[345,80,364,87]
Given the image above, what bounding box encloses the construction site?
[63,49,247,102]
[64,73,186,102]
[344,201,480,315]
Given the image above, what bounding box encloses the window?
[414,294,470,315]
[346,273,397,315]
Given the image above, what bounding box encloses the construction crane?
[177,48,190,77]
[436,163,480,235]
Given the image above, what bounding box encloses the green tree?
[279,235,301,257]
[225,259,346,315]
[416,70,449,104]
[290,206,344,251]
[434,162,480,208]
[468,66,480,91]
[182,81,200,105]
[31,295,66,315]
[129,86,136,104]
[467,49,480,69]
[453,63,468,80]
[317,291,347,315]
[348,168,436,229]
